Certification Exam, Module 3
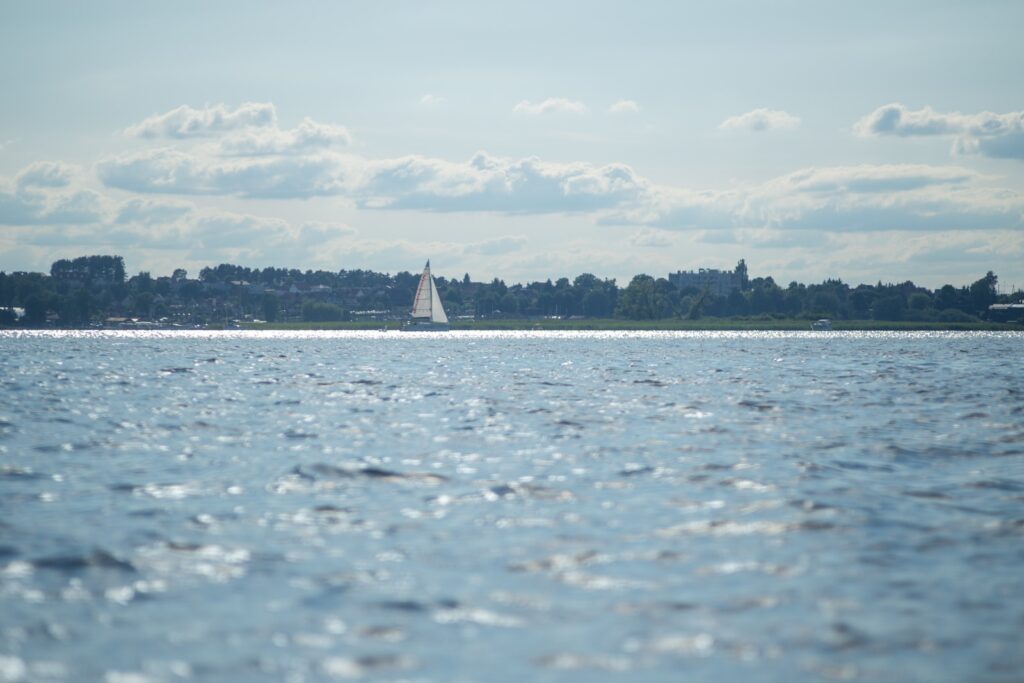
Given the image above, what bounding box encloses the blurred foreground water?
[1,331,1022,682]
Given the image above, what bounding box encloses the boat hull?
[403,321,450,332]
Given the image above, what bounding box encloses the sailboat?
[405,260,450,331]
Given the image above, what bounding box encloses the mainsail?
[410,260,448,324]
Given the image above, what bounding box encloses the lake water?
[1,330,1022,682]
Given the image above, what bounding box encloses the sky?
[1,0,1022,290]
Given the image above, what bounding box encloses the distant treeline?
[0,254,1021,328]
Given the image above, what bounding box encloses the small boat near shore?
[404,260,450,331]
[810,319,833,331]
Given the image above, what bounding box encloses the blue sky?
[1,0,1022,289]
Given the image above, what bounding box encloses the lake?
[1,331,1022,682]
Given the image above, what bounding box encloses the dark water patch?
[828,622,872,651]
[128,508,166,518]
[33,444,69,453]
[0,545,18,559]
[1,465,47,479]
[350,379,382,385]
[737,399,778,411]
[790,499,834,512]
[34,549,135,573]
[634,378,666,386]
[283,429,318,439]
[966,478,1024,492]
[487,482,573,501]
[833,459,896,472]
[159,367,192,374]
[376,599,431,613]
[619,600,699,614]
[293,463,449,484]
[903,489,950,500]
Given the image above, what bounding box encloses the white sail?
[411,265,433,319]
[410,260,448,324]
[429,275,448,324]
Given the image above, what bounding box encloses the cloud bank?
[513,98,589,116]
[855,103,1024,160]
[609,100,640,114]
[720,108,801,132]
[125,102,278,139]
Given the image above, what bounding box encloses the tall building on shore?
[668,268,740,296]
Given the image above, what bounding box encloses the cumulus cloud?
[125,102,278,138]
[297,221,357,239]
[419,94,446,106]
[719,108,801,132]
[609,100,640,115]
[355,151,646,213]
[463,235,527,255]
[218,118,351,156]
[854,102,1024,160]
[616,164,1023,234]
[115,197,193,225]
[15,161,77,189]
[189,211,293,250]
[96,148,346,199]
[513,98,589,116]
[629,227,674,247]
[0,187,107,226]
[0,163,107,226]
[95,132,1023,236]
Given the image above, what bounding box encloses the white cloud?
[513,98,590,116]
[218,117,352,155]
[96,148,346,199]
[419,94,446,106]
[355,151,646,213]
[615,164,1023,234]
[14,161,77,189]
[125,102,278,139]
[719,108,801,132]
[297,221,357,239]
[629,228,674,247]
[609,100,640,115]
[115,197,193,225]
[0,163,107,225]
[190,211,293,250]
[463,235,527,255]
[854,103,1024,160]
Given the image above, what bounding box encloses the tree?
[262,294,280,322]
[24,294,48,327]
[616,274,669,320]
[302,301,348,322]
[873,294,905,321]
[969,271,998,315]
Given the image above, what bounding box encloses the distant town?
[0,255,1022,328]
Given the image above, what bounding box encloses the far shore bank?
[234,318,1023,332]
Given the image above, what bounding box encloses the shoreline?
[5,319,1022,333]
[231,318,1023,332]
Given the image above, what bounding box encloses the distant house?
[668,268,740,296]
[989,303,1024,322]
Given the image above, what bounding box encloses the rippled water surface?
[1,330,1022,682]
